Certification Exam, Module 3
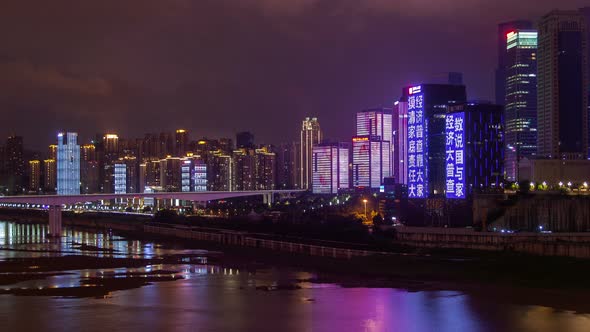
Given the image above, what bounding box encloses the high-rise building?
[300,117,322,190]
[208,153,232,191]
[538,10,589,160]
[115,156,138,193]
[102,134,119,193]
[160,157,182,192]
[236,132,255,149]
[80,144,99,194]
[402,84,467,198]
[504,29,538,181]
[275,143,299,189]
[28,160,41,193]
[352,136,391,189]
[356,108,393,180]
[57,132,80,195]
[445,103,504,199]
[103,134,119,160]
[43,159,56,193]
[190,158,208,192]
[175,129,189,157]
[232,149,256,191]
[4,136,25,194]
[113,163,127,194]
[312,143,349,194]
[48,144,58,161]
[496,20,534,105]
[393,101,408,184]
[255,147,276,190]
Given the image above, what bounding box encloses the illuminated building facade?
[300,117,322,190]
[504,29,538,181]
[495,20,533,106]
[175,129,189,157]
[193,159,207,192]
[80,144,99,194]
[402,84,467,197]
[446,103,504,199]
[232,149,256,191]
[57,132,80,195]
[255,147,276,190]
[113,163,127,194]
[43,159,56,193]
[312,143,349,194]
[352,136,390,189]
[356,108,393,174]
[538,10,589,160]
[208,153,232,191]
[28,160,41,193]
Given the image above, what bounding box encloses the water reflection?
[0,221,207,260]
[1,220,590,331]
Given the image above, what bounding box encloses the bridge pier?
[262,193,274,206]
[48,205,62,237]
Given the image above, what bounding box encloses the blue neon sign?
[407,92,427,198]
[445,112,466,199]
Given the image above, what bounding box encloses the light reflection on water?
[1,220,590,331]
[0,221,207,259]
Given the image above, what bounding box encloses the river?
[1,221,589,332]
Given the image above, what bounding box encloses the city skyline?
[1,1,589,150]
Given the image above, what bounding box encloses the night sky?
[1,0,588,150]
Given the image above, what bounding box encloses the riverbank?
[3,208,590,293]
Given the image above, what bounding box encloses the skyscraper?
[4,136,24,194]
[28,160,41,193]
[446,103,504,199]
[504,29,538,181]
[538,10,589,159]
[300,117,322,190]
[275,142,298,189]
[255,147,276,190]
[352,136,391,189]
[496,20,534,105]
[43,159,56,193]
[57,132,80,195]
[402,84,467,198]
[175,129,189,157]
[232,148,256,191]
[312,143,349,194]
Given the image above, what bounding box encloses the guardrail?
[143,225,387,259]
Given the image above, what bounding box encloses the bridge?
[0,190,305,236]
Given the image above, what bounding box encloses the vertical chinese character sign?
[407,86,428,198]
[445,112,466,199]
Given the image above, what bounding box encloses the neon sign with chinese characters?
[407,91,427,198]
[445,112,466,199]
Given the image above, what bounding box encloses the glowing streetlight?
[363,199,368,219]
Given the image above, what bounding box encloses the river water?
[1,221,590,332]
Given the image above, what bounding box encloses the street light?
[363,199,368,220]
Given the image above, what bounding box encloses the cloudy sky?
[1,0,588,150]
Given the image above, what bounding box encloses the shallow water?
[1,220,590,332]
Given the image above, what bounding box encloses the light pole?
[363,199,368,220]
